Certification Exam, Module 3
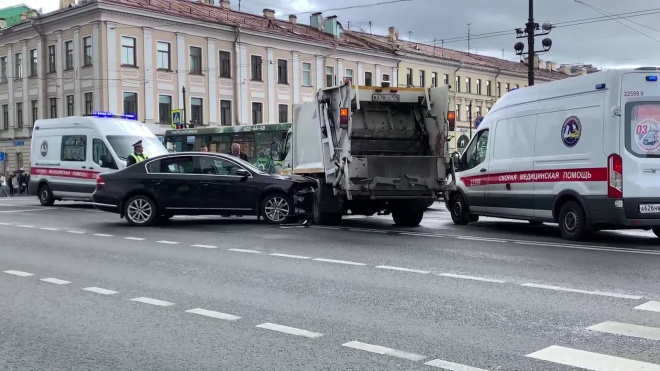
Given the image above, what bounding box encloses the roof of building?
[0,4,33,28]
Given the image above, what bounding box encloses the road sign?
[474,116,484,129]
[0,152,5,162]
[171,109,182,128]
[13,140,24,146]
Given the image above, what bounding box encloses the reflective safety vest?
[130,152,148,163]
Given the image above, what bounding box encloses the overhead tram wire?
[293,0,413,15]
[573,0,660,43]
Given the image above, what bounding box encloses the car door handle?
[81,166,87,169]
[480,168,487,173]
[88,167,94,170]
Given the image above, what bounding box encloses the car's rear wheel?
[124,195,157,226]
[261,193,293,224]
[38,184,55,206]
[449,193,471,225]
[653,228,660,239]
[558,200,587,241]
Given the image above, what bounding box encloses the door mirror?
[235,168,250,178]
[451,151,461,171]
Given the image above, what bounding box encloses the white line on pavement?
[66,230,86,234]
[269,253,312,259]
[256,323,323,338]
[3,270,34,277]
[93,233,113,237]
[124,237,145,241]
[157,240,179,244]
[0,222,12,225]
[342,341,426,362]
[40,227,60,231]
[439,273,506,283]
[312,258,367,266]
[190,244,218,249]
[185,308,241,321]
[0,209,50,213]
[376,265,430,274]
[40,278,71,285]
[514,241,660,256]
[82,287,118,295]
[425,358,490,371]
[16,224,35,228]
[348,228,389,234]
[635,301,660,313]
[398,232,445,238]
[227,248,261,254]
[456,236,507,243]
[526,345,660,371]
[588,321,660,341]
[521,283,642,300]
[130,297,175,306]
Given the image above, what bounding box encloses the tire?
[558,201,588,241]
[312,192,342,225]
[653,228,660,239]
[124,195,158,226]
[449,193,471,225]
[470,214,480,223]
[392,209,424,227]
[38,184,55,206]
[261,193,294,225]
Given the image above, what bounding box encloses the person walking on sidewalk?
[11,174,19,196]
[0,173,8,197]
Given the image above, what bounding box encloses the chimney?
[219,0,230,9]
[324,15,341,38]
[546,61,556,71]
[388,27,399,43]
[263,8,275,19]
[199,0,214,5]
[20,10,39,21]
[310,12,324,31]
[59,0,77,9]
[289,14,297,25]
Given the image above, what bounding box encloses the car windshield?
[107,135,169,160]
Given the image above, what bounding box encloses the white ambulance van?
[29,113,168,205]
[447,68,660,240]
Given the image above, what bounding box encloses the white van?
[447,68,660,240]
[29,113,168,205]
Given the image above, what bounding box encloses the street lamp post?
[181,86,187,128]
[468,101,473,138]
[513,0,553,86]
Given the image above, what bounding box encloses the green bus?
[163,123,291,174]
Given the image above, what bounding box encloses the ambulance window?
[625,102,660,158]
[93,139,116,169]
[61,135,87,162]
[464,130,489,170]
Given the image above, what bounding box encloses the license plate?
[372,94,400,102]
[639,204,660,213]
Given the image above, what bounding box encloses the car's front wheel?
[261,193,293,224]
[124,195,157,226]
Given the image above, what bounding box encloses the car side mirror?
[235,168,250,178]
[451,152,461,170]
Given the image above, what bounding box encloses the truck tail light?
[339,108,349,129]
[96,175,105,190]
[608,153,623,198]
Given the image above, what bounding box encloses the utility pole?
[514,0,553,86]
[181,86,187,128]
[467,23,471,54]
[468,101,473,138]
[526,0,534,86]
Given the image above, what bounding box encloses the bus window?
[230,133,255,160]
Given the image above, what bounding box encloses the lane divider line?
[227,248,261,254]
[66,230,86,234]
[342,341,426,362]
[130,297,175,306]
[40,227,60,231]
[185,308,241,321]
[312,258,367,266]
[376,265,430,274]
[587,321,660,341]
[3,270,34,277]
[157,240,179,245]
[0,222,13,225]
[124,237,145,241]
[456,236,507,243]
[526,345,660,371]
[425,358,490,371]
[16,225,35,228]
[93,233,114,237]
[256,323,323,338]
[269,253,312,259]
[521,283,642,300]
[439,273,506,284]
[82,287,118,295]
[40,278,71,285]
[635,301,660,313]
[190,244,218,249]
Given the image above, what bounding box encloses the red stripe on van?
[461,167,607,187]
[31,167,100,179]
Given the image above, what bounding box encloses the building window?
[48,45,56,73]
[302,62,312,86]
[443,74,449,86]
[219,51,231,78]
[419,70,425,87]
[83,36,92,67]
[497,82,501,97]
[252,102,263,125]
[158,95,171,124]
[0,57,6,82]
[476,79,482,95]
[29,49,37,76]
[191,97,203,126]
[31,100,38,124]
[455,76,460,92]
[505,83,510,92]
[382,73,390,83]
[84,92,93,115]
[66,95,74,116]
[190,46,202,74]
[486,81,491,96]
[220,100,231,126]
[364,71,373,86]
[326,66,334,87]
[121,36,136,66]
[278,104,288,123]
[406,68,413,86]
[466,77,472,93]
[455,104,461,121]
[1,105,8,130]
[61,135,86,162]
[277,59,288,84]
[157,42,170,70]
[345,69,354,84]
[431,72,437,87]
[16,102,23,128]
[123,92,138,117]
[251,55,262,81]
[65,41,73,70]
[49,98,57,118]
[15,53,22,79]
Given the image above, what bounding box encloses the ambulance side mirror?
[451,152,462,171]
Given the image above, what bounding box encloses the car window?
[463,130,489,170]
[159,156,195,174]
[61,135,86,162]
[92,139,116,168]
[199,156,245,176]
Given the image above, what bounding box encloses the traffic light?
[447,111,456,131]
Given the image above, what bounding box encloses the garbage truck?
[289,81,455,226]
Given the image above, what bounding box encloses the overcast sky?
[8,0,660,69]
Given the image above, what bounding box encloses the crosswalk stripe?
[588,321,660,341]
[526,345,660,371]
[635,301,660,313]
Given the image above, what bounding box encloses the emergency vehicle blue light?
[595,83,606,89]
[646,76,658,82]
[121,113,136,120]
[91,111,113,117]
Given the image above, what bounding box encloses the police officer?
[126,140,148,166]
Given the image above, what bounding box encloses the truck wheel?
[38,184,55,206]
[449,194,471,225]
[558,201,588,241]
[392,209,424,227]
[312,193,342,225]
[653,228,660,239]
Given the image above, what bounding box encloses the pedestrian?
[0,173,8,197]
[19,171,27,195]
[200,145,208,152]
[227,143,249,161]
[11,173,18,196]
[126,140,148,166]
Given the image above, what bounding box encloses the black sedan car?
[92,152,316,226]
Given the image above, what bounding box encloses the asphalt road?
[0,197,659,370]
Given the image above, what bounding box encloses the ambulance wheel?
[653,228,660,239]
[558,201,587,241]
[124,195,157,226]
[449,193,471,225]
[38,184,55,206]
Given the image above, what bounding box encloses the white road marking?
[16,224,35,228]
[256,323,323,338]
[130,297,175,306]
[125,237,145,241]
[439,273,505,283]
[157,240,179,244]
[93,233,113,237]
[82,287,118,295]
[526,345,660,371]
[310,225,342,230]
[40,278,70,285]
[376,265,430,274]
[635,301,660,313]
[313,258,367,266]
[3,270,34,277]
[0,222,12,225]
[40,227,60,231]
[190,244,218,249]
[342,341,426,361]
[514,241,660,256]
[269,253,311,259]
[185,308,241,321]
[348,228,389,234]
[588,321,660,341]
[66,230,86,234]
[521,283,642,300]
[398,232,445,238]
[456,236,507,243]
[0,209,50,213]
[425,358,490,371]
[227,248,261,254]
